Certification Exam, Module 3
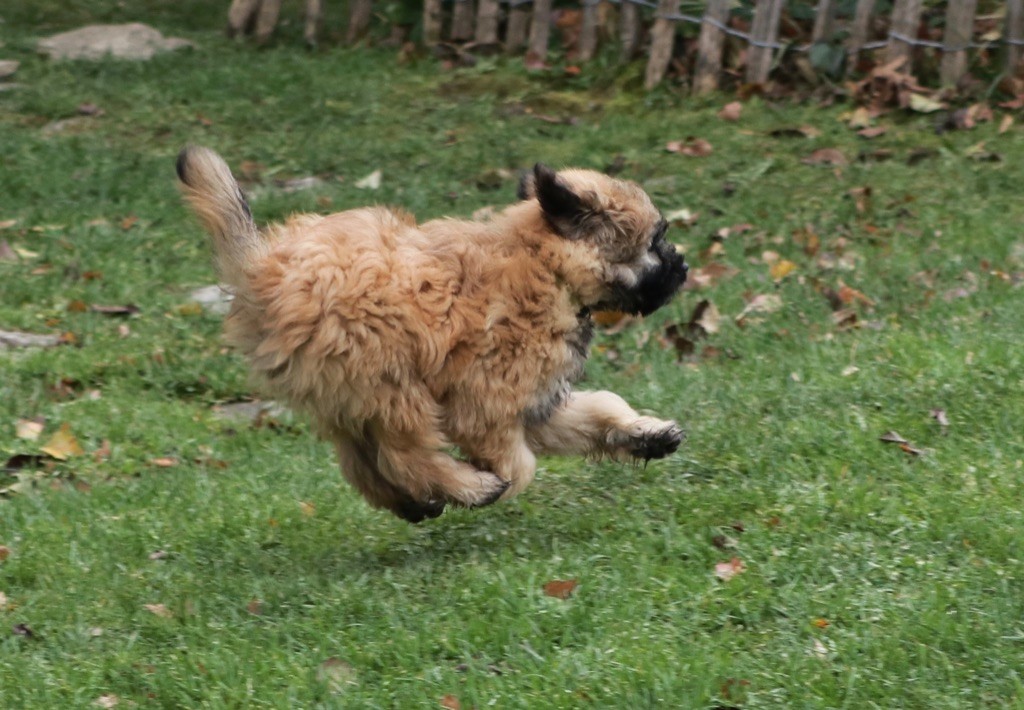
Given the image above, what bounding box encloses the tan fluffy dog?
[177,147,688,522]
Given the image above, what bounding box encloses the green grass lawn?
[2,3,1024,707]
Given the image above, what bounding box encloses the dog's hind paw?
[619,419,685,461]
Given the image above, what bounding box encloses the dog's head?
[519,163,688,316]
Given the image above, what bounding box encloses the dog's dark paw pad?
[630,424,684,461]
[395,498,446,523]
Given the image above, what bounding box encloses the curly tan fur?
[178,147,688,522]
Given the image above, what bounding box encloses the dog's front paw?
[616,418,684,461]
[394,498,447,524]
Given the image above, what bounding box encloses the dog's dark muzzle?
[601,239,689,316]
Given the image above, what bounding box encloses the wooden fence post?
[475,0,500,44]
[847,0,877,61]
[452,0,476,41]
[745,0,785,84]
[939,0,977,86]
[506,1,532,52]
[811,0,836,44]
[886,0,922,68]
[579,0,600,61]
[644,0,680,89]
[348,0,375,43]
[527,0,553,64]
[693,0,730,94]
[303,0,323,45]
[423,0,443,44]
[620,0,641,61]
[1007,0,1024,75]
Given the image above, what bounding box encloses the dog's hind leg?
[333,437,445,523]
[525,390,683,462]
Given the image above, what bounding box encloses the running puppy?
[177,146,688,522]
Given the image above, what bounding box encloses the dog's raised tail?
[177,145,261,288]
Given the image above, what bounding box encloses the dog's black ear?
[533,163,587,237]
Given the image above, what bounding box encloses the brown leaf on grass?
[769,125,821,138]
[837,282,875,308]
[440,695,461,710]
[712,534,737,550]
[89,304,140,317]
[0,546,9,561]
[802,148,848,167]
[119,215,138,231]
[690,299,721,335]
[717,102,742,122]
[246,599,264,616]
[317,657,357,693]
[67,300,88,313]
[930,409,949,428]
[0,591,7,610]
[857,126,887,139]
[94,695,119,709]
[15,418,45,442]
[770,259,798,282]
[0,240,17,262]
[812,618,830,629]
[299,501,316,517]
[151,457,178,468]
[736,294,782,323]
[93,439,112,462]
[714,557,745,581]
[40,423,84,460]
[148,550,168,561]
[666,138,713,157]
[999,115,1014,134]
[684,262,739,290]
[831,308,859,330]
[0,219,18,229]
[143,603,172,618]
[543,579,578,599]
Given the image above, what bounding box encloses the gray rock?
[38,23,193,61]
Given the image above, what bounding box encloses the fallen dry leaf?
[717,102,742,122]
[0,546,9,561]
[0,240,17,262]
[151,457,178,468]
[543,579,578,599]
[12,623,35,639]
[714,557,745,581]
[148,550,168,561]
[857,126,887,139]
[143,603,172,618]
[40,423,84,460]
[690,299,721,335]
[712,534,737,550]
[299,501,316,517]
[769,259,798,282]
[89,304,140,317]
[811,638,829,659]
[812,617,830,629]
[684,262,739,290]
[802,148,848,166]
[95,695,119,708]
[999,115,1014,134]
[666,138,713,157]
[317,657,357,693]
[15,418,45,442]
[93,439,112,462]
[0,591,7,610]
[930,409,949,428]
[246,598,264,616]
[0,330,65,350]
[119,215,138,231]
[736,294,783,322]
[354,170,381,190]
[440,695,461,710]
[769,125,821,138]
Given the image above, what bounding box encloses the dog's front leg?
[525,390,683,462]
